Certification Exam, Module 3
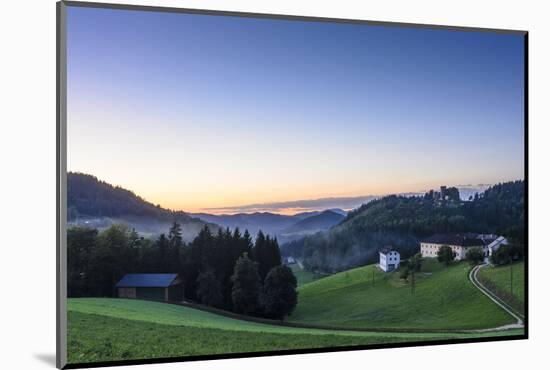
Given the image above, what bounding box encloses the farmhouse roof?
[420,233,488,247]
[488,236,508,250]
[115,273,179,288]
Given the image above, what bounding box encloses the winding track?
[468,264,524,332]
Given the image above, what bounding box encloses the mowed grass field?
[289,260,516,330]
[478,262,525,304]
[68,298,521,364]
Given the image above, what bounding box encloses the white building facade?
[420,233,507,261]
[379,247,400,272]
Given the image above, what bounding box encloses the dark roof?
[379,246,396,255]
[421,233,488,247]
[115,274,179,288]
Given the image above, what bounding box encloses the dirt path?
[468,264,524,331]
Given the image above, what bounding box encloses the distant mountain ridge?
[282,210,345,235]
[190,212,297,236]
[67,172,346,242]
[67,172,217,241]
[190,208,347,242]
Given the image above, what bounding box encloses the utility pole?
[411,268,415,294]
[510,262,513,297]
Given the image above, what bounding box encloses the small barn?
[115,273,184,302]
[379,246,400,272]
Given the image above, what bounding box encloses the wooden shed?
[115,273,184,302]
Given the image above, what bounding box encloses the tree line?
[68,223,297,319]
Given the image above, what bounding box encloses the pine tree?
[167,221,183,272]
[253,232,282,281]
[128,228,140,249]
[252,230,266,260]
[90,224,134,297]
[242,229,253,257]
[181,225,213,300]
[168,221,183,249]
[231,253,261,315]
[232,227,242,258]
[196,269,223,308]
[156,233,169,272]
[268,237,282,270]
[67,227,97,297]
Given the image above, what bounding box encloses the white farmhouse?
[379,246,400,272]
[420,233,507,261]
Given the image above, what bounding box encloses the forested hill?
[340,180,524,237]
[282,210,345,234]
[283,181,524,273]
[67,172,216,240]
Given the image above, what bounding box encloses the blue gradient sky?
[67,6,524,214]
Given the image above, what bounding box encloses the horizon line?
[67,171,525,216]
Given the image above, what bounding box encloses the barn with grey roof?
[115,273,184,302]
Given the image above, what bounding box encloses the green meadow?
[66,254,523,364]
[289,260,515,330]
[478,262,525,304]
[68,298,522,364]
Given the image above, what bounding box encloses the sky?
[66,6,525,215]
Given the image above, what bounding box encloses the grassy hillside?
[290,264,324,286]
[68,311,400,363]
[478,262,525,315]
[68,298,521,364]
[289,260,515,330]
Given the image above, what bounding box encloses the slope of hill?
[289,260,515,330]
[289,181,524,273]
[282,210,345,235]
[292,208,347,220]
[67,172,216,241]
[190,212,297,237]
[67,298,521,364]
[289,264,325,286]
[191,208,347,241]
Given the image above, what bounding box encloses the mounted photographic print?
[56,1,528,368]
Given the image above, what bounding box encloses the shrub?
[437,245,455,266]
[466,247,484,266]
[261,265,298,320]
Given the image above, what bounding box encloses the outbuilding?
[115,273,184,302]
